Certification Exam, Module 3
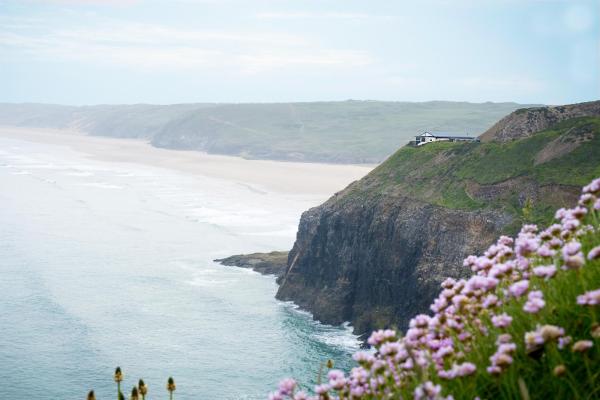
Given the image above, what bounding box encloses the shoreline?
[0,125,374,196]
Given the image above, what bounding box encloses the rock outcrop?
[479,100,600,143]
[215,251,289,279]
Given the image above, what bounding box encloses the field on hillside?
[0,101,528,163]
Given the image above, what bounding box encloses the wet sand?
[0,126,374,196]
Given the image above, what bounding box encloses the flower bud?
[553,365,566,377]
[167,377,176,392]
[114,367,123,383]
[138,379,148,396]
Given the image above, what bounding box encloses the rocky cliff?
[479,100,600,143]
[276,101,600,337]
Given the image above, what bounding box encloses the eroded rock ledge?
[214,251,289,280]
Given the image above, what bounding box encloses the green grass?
[344,117,600,228]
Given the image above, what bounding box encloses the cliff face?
[277,196,509,334]
[480,100,600,143]
[276,102,600,336]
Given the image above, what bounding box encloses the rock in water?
[215,251,289,280]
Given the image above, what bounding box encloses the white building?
[413,131,479,146]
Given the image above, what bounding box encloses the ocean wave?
[82,182,123,189]
[65,171,94,177]
[280,301,362,351]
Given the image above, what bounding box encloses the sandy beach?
[0,126,374,196]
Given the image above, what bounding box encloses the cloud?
[563,4,595,33]
[27,0,140,5]
[453,76,545,92]
[385,76,428,87]
[255,12,394,20]
[0,18,374,72]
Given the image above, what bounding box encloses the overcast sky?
[1,0,598,105]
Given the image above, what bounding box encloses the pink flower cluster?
[577,289,600,306]
[487,334,516,375]
[269,178,600,400]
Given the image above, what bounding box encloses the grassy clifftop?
[341,116,600,228]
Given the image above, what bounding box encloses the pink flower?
[508,280,529,297]
[537,245,556,258]
[278,378,297,396]
[353,351,374,365]
[560,241,585,269]
[489,263,513,278]
[588,245,600,260]
[455,362,476,377]
[464,276,499,293]
[496,334,513,344]
[582,178,600,194]
[563,254,585,269]
[516,237,539,257]
[414,381,441,400]
[293,391,309,400]
[577,289,600,306]
[498,235,514,246]
[379,342,402,356]
[523,290,545,313]
[562,241,582,256]
[487,365,502,375]
[525,325,565,352]
[522,224,538,234]
[558,336,572,350]
[482,294,499,309]
[572,340,593,352]
[367,329,396,346]
[314,384,329,395]
[492,313,512,328]
[327,370,346,390]
[532,265,557,279]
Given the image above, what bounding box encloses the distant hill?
[275,100,600,337]
[0,101,531,163]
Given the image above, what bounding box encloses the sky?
[0,0,598,105]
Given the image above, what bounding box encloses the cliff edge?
[276,101,600,337]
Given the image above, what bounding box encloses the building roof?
[434,135,477,140]
[417,131,476,140]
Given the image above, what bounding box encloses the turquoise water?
[0,137,358,400]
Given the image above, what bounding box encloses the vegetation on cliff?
[346,115,600,228]
[269,178,600,400]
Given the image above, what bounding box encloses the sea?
[0,135,360,400]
